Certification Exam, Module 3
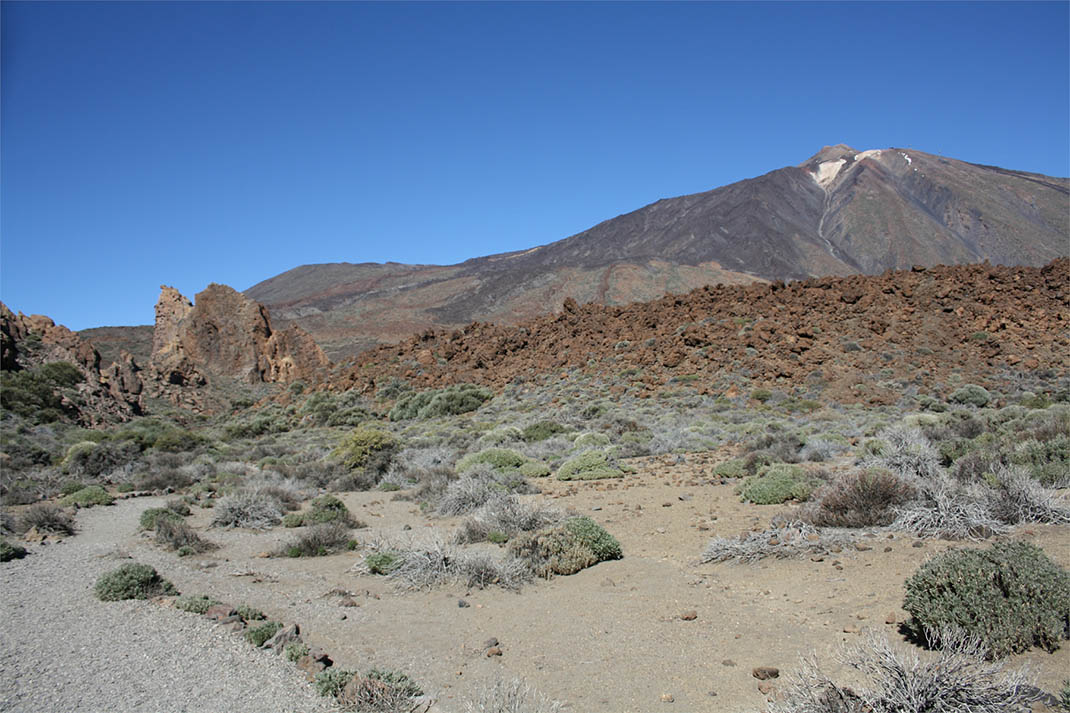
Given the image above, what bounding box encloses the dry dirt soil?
[99,452,1069,713]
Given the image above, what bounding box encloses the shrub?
[236,604,265,621]
[384,540,531,591]
[518,462,551,478]
[509,516,622,577]
[244,621,283,647]
[212,491,282,529]
[59,485,113,507]
[155,518,216,554]
[712,458,747,479]
[769,629,1040,713]
[454,493,562,544]
[94,563,178,601]
[62,439,139,478]
[277,522,352,557]
[456,448,528,474]
[366,551,401,575]
[174,594,220,614]
[522,421,569,443]
[285,641,310,662]
[282,513,304,528]
[1,538,28,562]
[737,463,821,504]
[332,426,401,479]
[19,504,76,535]
[338,669,423,710]
[314,668,356,699]
[949,384,992,408]
[801,468,916,528]
[865,426,941,481]
[890,474,1009,540]
[903,540,1070,657]
[466,678,563,713]
[701,522,854,564]
[573,432,610,449]
[304,494,357,525]
[134,467,194,493]
[388,384,493,420]
[555,450,624,481]
[152,429,207,453]
[139,507,184,531]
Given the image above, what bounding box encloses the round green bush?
[456,448,528,474]
[1,538,28,562]
[522,421,569,442]
[736,463,821,504]
[332,426,400,470]
[948,384,991,408]
[94,563,178,601]
[139,507,183,531]
[244,621,283,647]
[174,594,220,614]
[903,540,1070,657]
[388,384,492,420]
[365,551,400,575]
[556,450,624,481]
[59,485,114,507]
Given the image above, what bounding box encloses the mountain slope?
[248,146,1069,360]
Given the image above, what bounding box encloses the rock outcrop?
[148,283,330,394]
[339,258,1070,406]
[0,302,144,424]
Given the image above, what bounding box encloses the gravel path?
[0,501,337,713]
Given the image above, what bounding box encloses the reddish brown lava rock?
[337,259,1070,405]
[147,284,330,404]
[0,302,144,424]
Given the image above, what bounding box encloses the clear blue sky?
[2,1,1068,330]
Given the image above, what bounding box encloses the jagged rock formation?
[1,302,144,424]
[338,259,1070,406]
[147,284,330,399]
[248,146,1069,360]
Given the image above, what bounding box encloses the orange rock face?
[148,283,330,387]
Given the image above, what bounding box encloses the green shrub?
[332,426,400,472]
[712,458,747,479]
[139,507,183,531]
[282,513,304,528]
[1060,680,1070,711]
[456,448,528,474]
[365,551,401,575]
[573,432,610,449]
[522,421,569,442]
[59,485,114,507]
[556,450,624,481]
[174,594,220,614]
[388,384,492,420]
[509,516,622,577]
[751,388,773,403]
[152,429,207,453]
[94,563,178,601]
[244,621,283,647]
[37,361,84,387]
[903,540,1070,658]
[236,604,265,621]
[1012,434,1070,486]
[314,668,356,698]
[1,538,28,562]
[949,384,991,408]
[518,462,552,478]
[737,463,821,504]
[285,641,310,662]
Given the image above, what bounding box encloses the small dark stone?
[458,599,470,608]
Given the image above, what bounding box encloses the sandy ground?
[19,452,1068,713]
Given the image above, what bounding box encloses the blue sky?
[2,1,1068,330]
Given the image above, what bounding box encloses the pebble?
[660,693,674,703]
[680,610,697,621]
[457,599,470,608]
[752,666,779,680]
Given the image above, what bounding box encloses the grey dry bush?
[276,521,353,558]
[453,493,563,544]
[701,521,856,564]
[367,537,532,591]
[154,517,217,555]
[212,489,284,529]
[769,629,1039,713]
[466,678,563,713]
[19,503,76,535]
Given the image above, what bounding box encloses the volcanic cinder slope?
[245,146,1069,360]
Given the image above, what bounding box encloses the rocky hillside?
[249,146,1069,359]
[1,303,145,424]
[338,258,1070,406]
